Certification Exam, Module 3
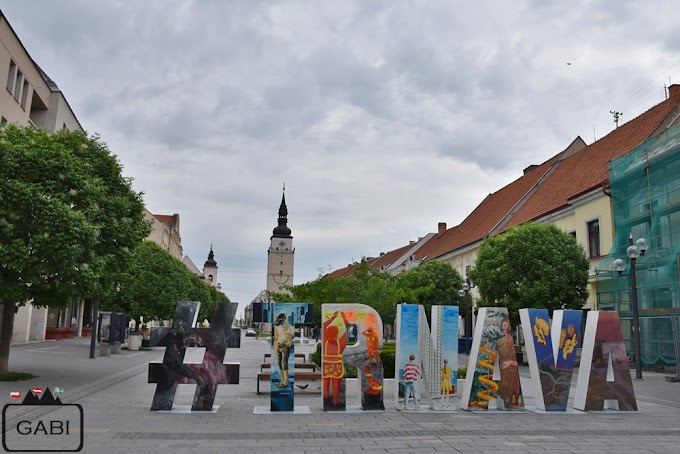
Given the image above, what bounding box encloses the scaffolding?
[597,123,680,366]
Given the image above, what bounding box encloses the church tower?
[267,189,295,295]
[203,244,219,287]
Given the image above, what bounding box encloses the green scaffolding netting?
[596,123,680,366]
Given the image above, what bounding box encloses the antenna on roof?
[610,110,623,128]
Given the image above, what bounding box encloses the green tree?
[395,260,465,323]
[469,222,589,326]
[109,241,229,325]
[0,126,150,372]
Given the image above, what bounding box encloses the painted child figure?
[440,358,453,408]
[402,353,421,410]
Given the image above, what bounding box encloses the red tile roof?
[153,214,176,225]
[416,226,457,260]
[325,264,356,278]
[325,257,380,278]
[503,95,680,230]
[371,244,414,270]
[427,154,561,260]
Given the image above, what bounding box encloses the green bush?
[311,341,396,379]
[457,367,467,379]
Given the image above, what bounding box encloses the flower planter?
[127,334,142,351]
[46,328,67,340]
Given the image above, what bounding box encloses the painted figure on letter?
[273,313,295,388]
[323,310,347,409]
[497,316,523,409]
[402,353,421,410]
[440,358,453,408]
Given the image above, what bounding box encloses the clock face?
[273,274,289,284]
[279,240,286,247]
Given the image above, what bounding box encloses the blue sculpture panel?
[269,303,313,411]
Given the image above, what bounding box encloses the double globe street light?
[613,234,647,380]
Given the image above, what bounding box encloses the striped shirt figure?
[402,354,421,410]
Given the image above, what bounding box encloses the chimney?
[438,222,447,235]
[523,164,538,175]
[670,84,680,102]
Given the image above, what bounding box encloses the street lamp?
[459,281,471,355]
[613,233,647,380]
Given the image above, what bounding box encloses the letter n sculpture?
[148,301,240,411]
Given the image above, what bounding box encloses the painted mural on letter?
[574,311,637,411]
[520,309,582,411]
[462,307,524,410]
[395,304,458,410]
[322,304,384,411]
[269,303,313,411]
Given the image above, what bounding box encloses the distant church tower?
[267,189,295,295]
[203,244,219,287]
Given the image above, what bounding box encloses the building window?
[587,219,600,258]
[20,79,29,109]
[208,274,213,282]
[13,70,23,102]
[568,230,576,238]
[0,117,7,126]
[6,60,16,93]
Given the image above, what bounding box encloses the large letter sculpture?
[574,311,637,411]
[519,309,582,411]
[322,304,384,411]
[269,302,314,411]
[395,304,459,410]
[149,301,240,411]
[461,307,524,411]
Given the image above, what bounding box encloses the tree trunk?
[89,298,99,359]
[0,303,16,374]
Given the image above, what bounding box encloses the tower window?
[280,270,283,274]
[208,274,213,282]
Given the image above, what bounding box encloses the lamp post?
[458,281,471,355]
[613,233,647,380]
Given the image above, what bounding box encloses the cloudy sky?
[3,1,679,317]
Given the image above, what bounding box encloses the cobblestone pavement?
[3,334,680,453]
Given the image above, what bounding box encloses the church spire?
[204,243,217,268]
[272,186,292,238]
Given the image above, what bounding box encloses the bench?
[256,371,321,394]
[260,362,317,372]
[264,352,306,362]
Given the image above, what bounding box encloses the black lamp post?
[614,233,647,380]
[458,281,471,355]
